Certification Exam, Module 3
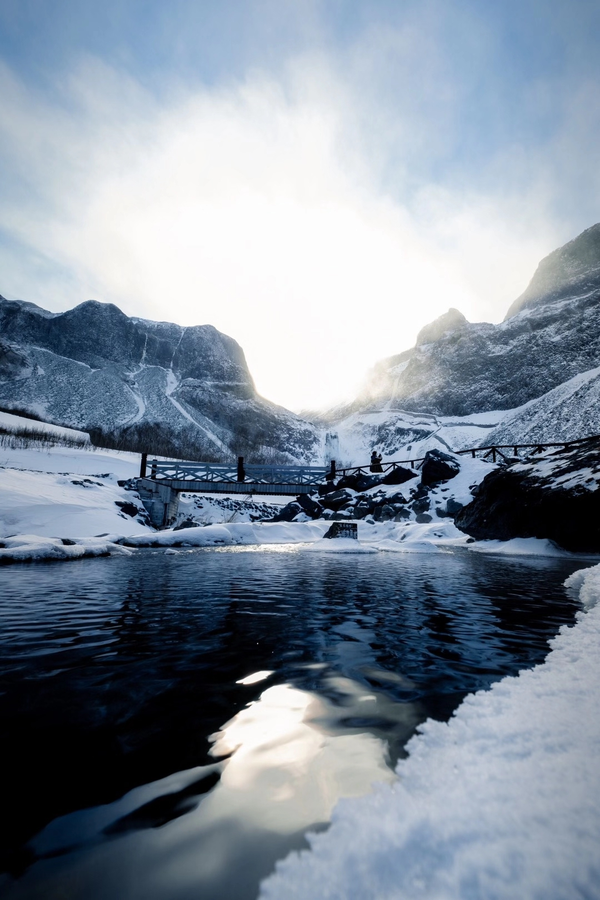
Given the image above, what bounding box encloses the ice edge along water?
[259,563,600,900]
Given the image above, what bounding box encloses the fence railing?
[140,434,599,485]
[145,457,330,486]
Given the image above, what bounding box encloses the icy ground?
[259,563,600,900]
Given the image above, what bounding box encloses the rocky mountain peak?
[416,308,468,346]
[505,222,600,318]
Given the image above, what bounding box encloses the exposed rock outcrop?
[454,438,600,553]
[420,449,460,486]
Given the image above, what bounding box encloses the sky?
[0,0,599,411]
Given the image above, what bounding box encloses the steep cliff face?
[505,223,600,317]
[0,298,319,462]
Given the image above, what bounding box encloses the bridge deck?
[138,476,318,496]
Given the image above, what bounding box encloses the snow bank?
[121,520,330,548]
[0,410,90,442]
[0,441,142,479]
[468,536,571,556]
[260,563,600,900]
[0,466,151,539]
[0,534,132,564]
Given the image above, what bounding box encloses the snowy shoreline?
[1,440,598,565]
[2,439,599,898]
[259,562,600,900]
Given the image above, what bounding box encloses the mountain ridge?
[0,296,319,463]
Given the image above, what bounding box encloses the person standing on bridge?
[370,450,383,473]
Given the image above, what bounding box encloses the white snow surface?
[483,365,600,446]
[260,563,600,900]
[0,410,89,442]
[328,408,512,467]
[0,443,152,560]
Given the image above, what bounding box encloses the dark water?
[0,546,584,900]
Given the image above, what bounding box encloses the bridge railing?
[455,436,598,464]
[335,459,421,478]
[143,434,599,486]
[147,459,329,486]
[333,435,599,476]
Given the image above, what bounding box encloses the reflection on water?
[0,547,583,899]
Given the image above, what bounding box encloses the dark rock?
[411,497,430,514]
[415,513,432,523]
[454,438,600,552]
[60,538,76,546]
[296,493,323,519]
[114,501,142,517]
[394,508,411,521]
[336,473,383,492]
[353,499,375,518]
[323,522,358,539]
[354,473,385,492]
[436,498,465,518]
[173,518,198,530]
[381,466,416,486]
[320,489,355,511]
[445,498,464,516]
[270,502,304,522]
[420,450,460,486]
[386,492,408,505]
[317,482,338,496]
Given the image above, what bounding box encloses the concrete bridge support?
[137,479,180,528]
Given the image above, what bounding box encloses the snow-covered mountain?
[334,223,600,419]
[2,224,599,467]
[322,224,600,457]
[0,297,319,462]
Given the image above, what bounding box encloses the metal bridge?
[136,455,333,526]
[137,435,598,527]
[139,456,331,495]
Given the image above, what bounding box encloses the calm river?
[0,546,584,899]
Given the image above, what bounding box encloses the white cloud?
[0,53,578,409]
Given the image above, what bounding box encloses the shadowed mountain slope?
[0,298,319,463]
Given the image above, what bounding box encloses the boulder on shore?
[420,450,461,486]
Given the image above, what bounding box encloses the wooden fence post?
[237,456,245,482]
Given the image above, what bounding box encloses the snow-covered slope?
[483,365,600,445]
[506,221,600,317]
[326,407,509,466]
[0,297,319,463]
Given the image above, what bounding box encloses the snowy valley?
[1,225,599,900]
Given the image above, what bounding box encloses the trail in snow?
[164,370,230,454]
[123,383,146,425]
